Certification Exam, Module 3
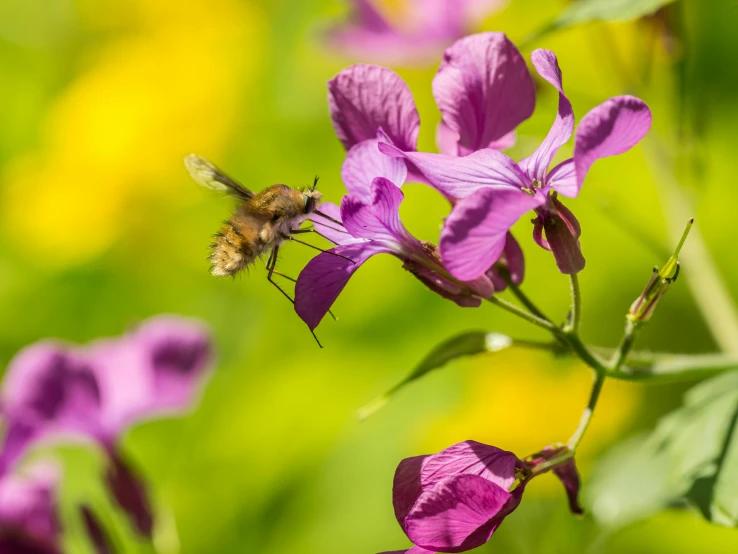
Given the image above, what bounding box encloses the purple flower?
[382,49,652,278]
[324,0,506,66]
[0,462,62,554]
[295,134,494,330]
[384,441,525,554]
[328,33,535,160]
[0,316,214,536]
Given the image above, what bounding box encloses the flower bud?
[628,218,692,324]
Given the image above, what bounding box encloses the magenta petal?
[421,441,519,492]
[328,65,419,152]
[295,241,390,330]
[0,462,61,551]
[553,458,584,515]
[340,178,418,249]
[433,33,535,156]
[520,49,574,182]
[311,202,356,246]
[574,95,652,190]
[440,188,545,281]
[342,138,407,201]
[1,343,102,441]
[394,455,428,525]
[486,232,525,291]
[546,158,577,198]
[91,316,214,436]
[379,145,528,200]
[542,212,585,274]
[405,474,511,551]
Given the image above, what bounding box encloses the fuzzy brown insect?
[185,154,344,346]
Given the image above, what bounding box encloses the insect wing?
[185,154,254,201]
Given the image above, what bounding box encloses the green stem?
[609,352,738,382]
[567,274,582,332]
[567,370,607,450]
[609,320,641,371]
[487,296,560,334]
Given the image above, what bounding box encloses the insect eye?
[271,213,280,222]
[304,195,316,214]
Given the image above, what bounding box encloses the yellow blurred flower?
[2,0,265,266]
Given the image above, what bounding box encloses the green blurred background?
[1,0,738,552]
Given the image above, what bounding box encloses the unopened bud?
[628,218,693,324]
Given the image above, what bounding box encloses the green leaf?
[587,371,738,527]
[357,332,522,420]
[526,0,676,44]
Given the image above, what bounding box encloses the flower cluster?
[295,31,653,553]
[295,32,651,329]
[0,316,214,553]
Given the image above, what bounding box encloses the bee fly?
[184,154,348,346]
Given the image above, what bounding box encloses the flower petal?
[433,33,535,156]
[546,158,576,198]
[541,206,585,274]
[421,441,520,492]
[90,317,214,436]
[1,343,102,441]
[405,474,511,551]
[311,202,356,246]
[394,455,428,525]
[342,137,407,201]
[341,178,419,250]
[573,95,652,190]
[553,458,584,515]
[440,188,545,281]
[520,49,574,182]
[379,144,528,200]
[487,232,525,291]
[295,241,390,330]
[328,65,419,152]
[0,461,61,551]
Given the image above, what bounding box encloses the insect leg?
[266,247,324,348]
[271,269,338,322]
[283,235,356,264]
[312,209,344,226]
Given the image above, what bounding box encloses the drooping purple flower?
[324,0,506,67]
[0,462,62,554]
[384,441,525,554]
[296,134,494,330]
[382,49,652,278]
[0,315,215,538]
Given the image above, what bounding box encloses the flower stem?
[609,320,641,371]
[567,370,606,450]
[567,274,582,332]
[487,296,559,333]
[501,272,554,324]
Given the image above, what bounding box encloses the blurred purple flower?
[0,315,214,537]
[382,49,652,278]
[324,0,506,66]
[383,441,525,554]
[297,134,494,330]
[0,462,62,554]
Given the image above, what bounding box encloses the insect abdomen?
[209,219,266,277]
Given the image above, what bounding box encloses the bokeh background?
[1,0,738,552]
